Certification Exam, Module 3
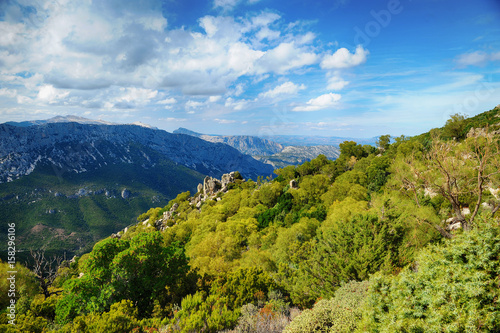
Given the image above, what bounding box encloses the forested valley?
[2,107,500,332]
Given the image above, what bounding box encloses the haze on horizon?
[0,0,499,138]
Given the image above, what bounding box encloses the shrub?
[360,217,500,332]
[284,280,369,333]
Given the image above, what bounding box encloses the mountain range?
[173,127,342,167]
[0,116,274,261]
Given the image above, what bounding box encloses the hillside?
[1,107,499,333]
[0,117,274,261]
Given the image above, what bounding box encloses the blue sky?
[0,0,499,138]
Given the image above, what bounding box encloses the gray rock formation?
[0,118,274,183]
[174,128,283,156]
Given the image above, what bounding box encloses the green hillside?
[1,106,499,332]
[0,157,204,263]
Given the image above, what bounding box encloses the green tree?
[376,134,391,151]
[360,217,500,332]
[56,232,191,324]
[442,112,468,140]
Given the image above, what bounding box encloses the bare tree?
[393,130,500,236]
[30,250,65,299]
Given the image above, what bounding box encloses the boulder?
[121,188,131,199]
[203,176,222,196]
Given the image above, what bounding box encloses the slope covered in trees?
[1,106,499,332]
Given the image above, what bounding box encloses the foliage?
[3,107,499,332]
[56,232,191,324]
[284,280,369,333]
[169,267,284,332]
[360,217,500,332]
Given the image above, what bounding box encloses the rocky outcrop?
[154,172,240,231]
[203,176,222,196]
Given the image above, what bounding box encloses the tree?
[442,113,468,140]
[29,250,65,299]
[361,217,500,332]
[376,134,391,151]
[392,131,500,234]
[56,232,191,324]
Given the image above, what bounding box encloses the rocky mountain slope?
[173,127,341,167]
[173,127,284,156]
[0,118,274,183]
[254,145,341,168]
[0,116,273,261]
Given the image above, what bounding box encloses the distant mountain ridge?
[174,127,284,156]
[0,119,274,183]
[174,127,342,167]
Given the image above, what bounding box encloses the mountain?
[173,127,284,156]
[173,128,342,167]
[253,145,341,168]
[0,117,274,261]
[259,134,378,146]
[0,119,273,183]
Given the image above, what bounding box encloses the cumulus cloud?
[257,42,319,74]
[327,75,349,90]
[259,81,306,99]
[292,92,341,111]
[0,0,342,122]
[158,97,177,105]
[37,85,70,104]
[455,50,500,67]
[321,45,369,69]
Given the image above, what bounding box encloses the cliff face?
[0,121,274,183]
[174,127,284,156]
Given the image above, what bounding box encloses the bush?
[360,217,500,332]
[284,280,369,333]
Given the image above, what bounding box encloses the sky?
[0,0,499,138]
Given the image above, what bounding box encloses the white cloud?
[321,45,369,69]
[116,88,158,104]
[256,42,319,74]
[158,97,177,105]
[37,85,70,104]
[208,96,222,102]
[186,100,204,108]
[225,97,248,110]
[0,88,18,98]
[0,0,335,119]
[456,50,500,67]
[214,0,239,10]
[163,117,187,122]
[292,92,341,111]
[259,81,306,99]
[327,75,349,90]
[215,118,237,124]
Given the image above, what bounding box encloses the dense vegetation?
[0,156,204,262]
[1,107,500,332]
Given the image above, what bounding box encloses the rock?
[221,172,235,189]
[197,183,203,193]
[121,188,131,199]
[76,188,88,196]
[203,176,222,196]
[290,179,298,189]
[448,221,462,231]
